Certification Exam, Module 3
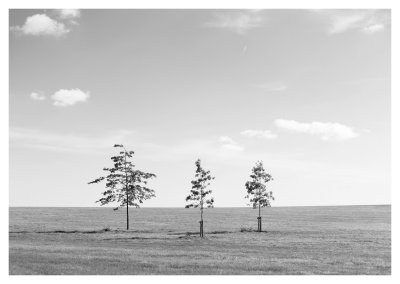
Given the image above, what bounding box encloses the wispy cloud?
[55,9,81,25]
[10,128,247,162]
[329,12,366,34]
[11,14,70,37]
[275,119,359,141]
[52,89,90,107]
[337,76,390,86]
[10,127,351,174]
[363,23,385,33]
[140,138,331,172]
[219,136,244,151]
[240,129,278,139]
[312,9,390,35]
[56,9,81,20]
[30,92,45,101]
[205,10,264,34]
[10,127,135,153]
[253,82,288,92]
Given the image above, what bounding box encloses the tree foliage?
[185,159,215,211]
[245,161,274,209]
[88,144,157,210]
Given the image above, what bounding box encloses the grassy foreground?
[9,205,391,275]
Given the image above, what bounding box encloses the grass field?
[9,205,391,275]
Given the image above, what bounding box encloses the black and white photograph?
[4,0,398,279]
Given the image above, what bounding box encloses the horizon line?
[9,204,391,208]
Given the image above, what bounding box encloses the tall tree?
[88,144,156,230]
[185,159,215,237]
[245,161,274,232]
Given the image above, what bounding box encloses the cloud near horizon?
[219,136,244,151]
[51,89,90,107]
[10,127,135,153]
[275,119,359,141]
[9,128,249,164]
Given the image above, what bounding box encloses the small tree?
[185,159,215,237]
[245,161,274,232]
[88,144,156,230]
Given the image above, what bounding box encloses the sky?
[9,9,391,207]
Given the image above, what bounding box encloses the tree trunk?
[200,189,204,237]
[126,203,129,230]
[258,197,261,232]
[200,205,203,237]
[199,220,203,237]
[124,150,129,231]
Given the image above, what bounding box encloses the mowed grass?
[9,205,391,275]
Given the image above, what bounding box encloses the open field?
[9,205,390,275]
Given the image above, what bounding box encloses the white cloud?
[221,144,244,151]
[51,89,90,107]
[275,119,359,141]
[240,129,278,139]
[11,14,69,37]
[363,23,385,33]
[205,10,264,34]
[254,82,288,92]
[329,13,366,34]
[312,10,389,35]
[56,9,81,20]
[219,136,244,151]
[219,136,235,144]
[30,92,45,101]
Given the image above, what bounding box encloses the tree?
[245,161,274,232]
[185,159,215,237]
[88,144,156,230]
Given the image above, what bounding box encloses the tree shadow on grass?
[170,230,233,236]
[103,236,170,241]
[240,227,280,234]
[171,231,238,239]
[10,228,112,234]
[171,229,283,238]
[10,228,283,238]
[9,228,153,234]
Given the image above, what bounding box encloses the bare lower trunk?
[124,150,129,231]
[199,220,203,237]
[258,198,261,232]
[200,192,204,237]
[126,203,129,230]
